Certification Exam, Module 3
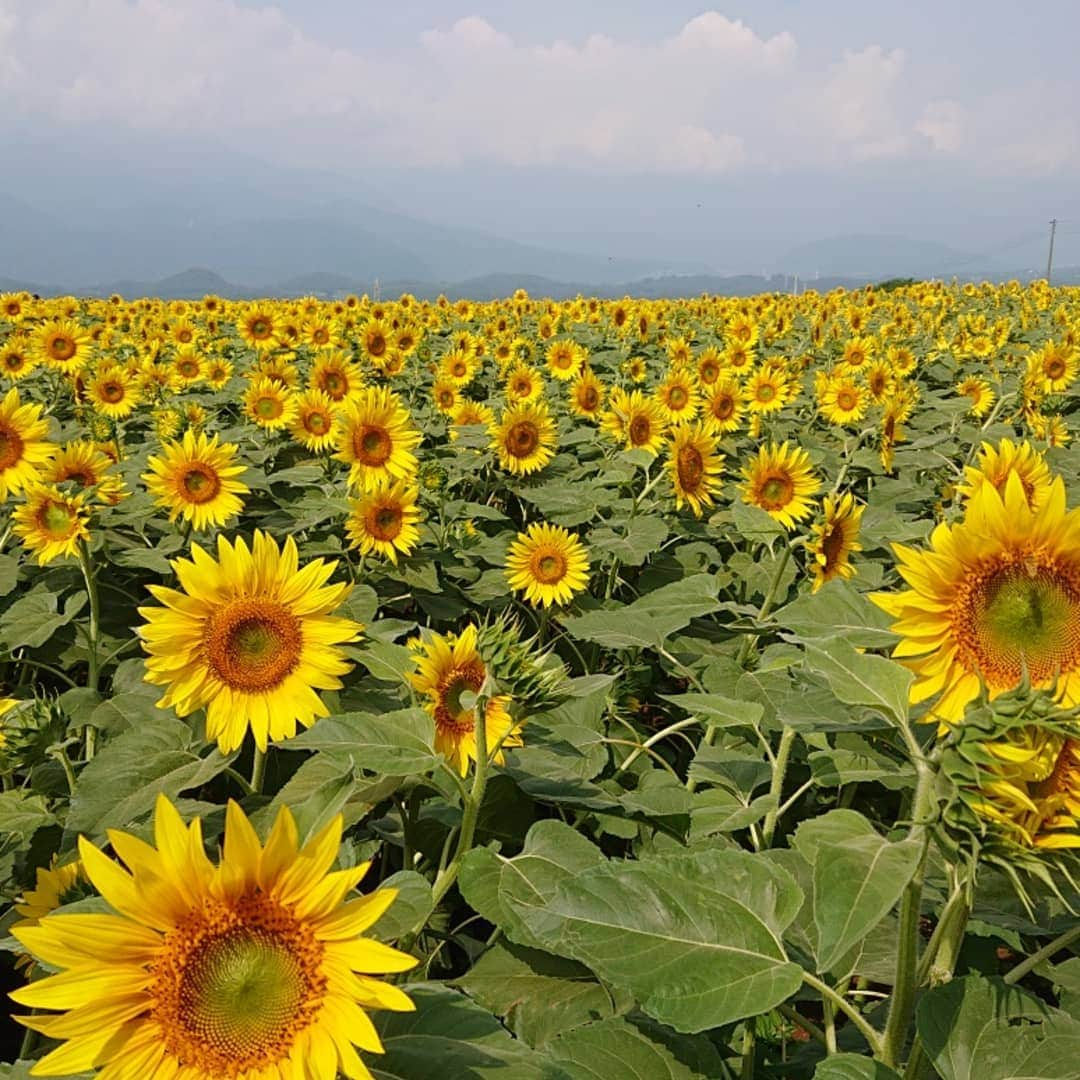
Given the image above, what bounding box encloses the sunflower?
[545,339,586,381]
[32,319,93,373]
[667,423,724,518]
[568,370,605,421]
[963,727,1080,849]
[818,375,868,426]
[345,479,422,563]
[238,305,279,350]
[0,388,55,500]
[172,347,204,385]
[439,348,480,388]
[303,314,339,351]
[359,318,394,367]
[335,386,422,491]
[506,522,590,607]
[12,484,91,565]
[655,369,699,423]
[431,377,460,415]
[601,389,667,456]
[0,340,36,381]
[169,318,198,347]
[740,442,820,529]
[206,357,234,389]
[623,356,648,383]
[86,364,140,419]
[865,360,895,403]
[956,376,995,418]
[956,438,1053,513]
[702,376,744,435]
[873,473,1080,727]
[723,342,754,374]
[14,859,87,925]
[450,400,495,433]
[409,625,522,775]
[726,315,759,349]
[504,363,544,404]
[745,363,792,416]
[11,795,415,1078]
[138,532,363,752]
[808,493,864,592]
[840,336,874,371]
[1029,341,1077,394]
[311,351,364,404]
[143,430,249,530]
[44,440,127,505]
[696,347,723,387]
[491,401,556,476]
[290,389,340,452]
[244,376,297,431]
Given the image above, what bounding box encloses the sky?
[2,0,1079,280]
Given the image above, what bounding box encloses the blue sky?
[2,1,1079,274]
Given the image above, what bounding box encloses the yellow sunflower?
[143,430,249,530]
[667,423,724,518]
[44,440,127,505]
[335,386,422,491]
[568,370,605,421]
[345,479,422,564]
[0,340,37,381]
[86,364,140,419]
[701,377,744,435]
[11,795,415,1078]
[740,442,820,529]
[311,351,364,404]
[237,305,279,350]
[138,532,363,752]
[409,625,522,775]
[1030,340,1077,395]
[172,347,204,385]
[808,493,864,592]
[655,369,699,423]
[873,473,1080,727]
[601,389,668,456]
[32,319,93,373]
[12,484,91,565]
[243,376,297,431]
[956,376,995,418]
[818,375,868,426]
[745,363,792,416]
[15,859,86,925]
[431,377,460,415]
[491,402,557,476]
[506,522,590,607]
[504,364,544,404]
[439,348,480,388]
[206,357,234,389]
[290,389,340,452]
[956,438,1053,512]
[545,339,587,381]
[450,400,495,435]
[696,347,723,387]
[359,318,395,367]
[0,387,55,500]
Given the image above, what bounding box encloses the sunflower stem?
[761,726,797,848]
[735,543,792,668]
[1003,923,1080,985]
[77,540,100,761]
[802,970,884,1056]
[250,745,267,795]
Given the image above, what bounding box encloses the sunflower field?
[1,281,1080,1079]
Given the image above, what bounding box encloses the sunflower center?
[759,472,794,509]
[178,329,193,343]
[322,371,344,395]
[533,550,567,583]
[0,424,24,470]
[179,360,199,378]
[1046,358,1066,380]
[756,384,776,403]
[48,334,76,361]
[507,421,539,458]
[154,895,325,1075]
[958,556,1080,687]
[367,333,387,357]
[669,387,688,408]
[203,600,302,693]
[305,410,329,435]
[676,446,705,491]
[820,522,846,572]
[368,505,403,541]
[180,465,222,504]
[355,425,392,466]
[712,395,734,420]
[435,662,485,733]
[580,387,598,409]
[700,362,719,383]
[250,319,271,340]
[628,415,652,446]
[100,381,124,403]
[37,500,77,539]
[837,389,857,411]
[255,395,283,420]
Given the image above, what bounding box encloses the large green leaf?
[0,583,83,650]
[814,1056,900,1080]
[776,580,898,649]
[917,975,1080,1080]
[283,708,439,775]
[372,983,567,1079]
[520,848,805,1033]
[801,639,913,726]
[67,715,234,836]
[548,1016,728,1080]
[561,575,720,649]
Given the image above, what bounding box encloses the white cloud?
[0,1,1075,175]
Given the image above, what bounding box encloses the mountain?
[780,234,980,279]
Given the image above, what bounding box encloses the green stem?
[739,1025,755,1080]
[777,1003,828,1049]
[77,540,101,760]
[224,766,255,796]
[736,543,792,668]
[250,745,267,795]
[761,726,797,848]
[615,716,701,774]
[917,885,970,986]
[802,970,884,1057]
[880,757,936,1068]
[1003,923,1080,985]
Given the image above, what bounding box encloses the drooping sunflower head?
[335,385,422,491]
[740,441,820,529]
[808,492,864,592]
[956,438,1053,513]
[14,858,87,925]
[505,521,590,608]
[345,479,422,564]
[667,422,724,518]
[874,473,1080,728]
[143,429,250,530]
[11,795,416,1078]
[491,401,556,476]
[408,624,521,775]
[138,531,363,752]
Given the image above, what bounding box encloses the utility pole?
[1047,219,1058,283]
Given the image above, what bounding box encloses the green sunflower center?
[759,473,794,509]
[39,501,77,538]
[356,425,393,465]
[204,600,302,692]
[180,464,221,504]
